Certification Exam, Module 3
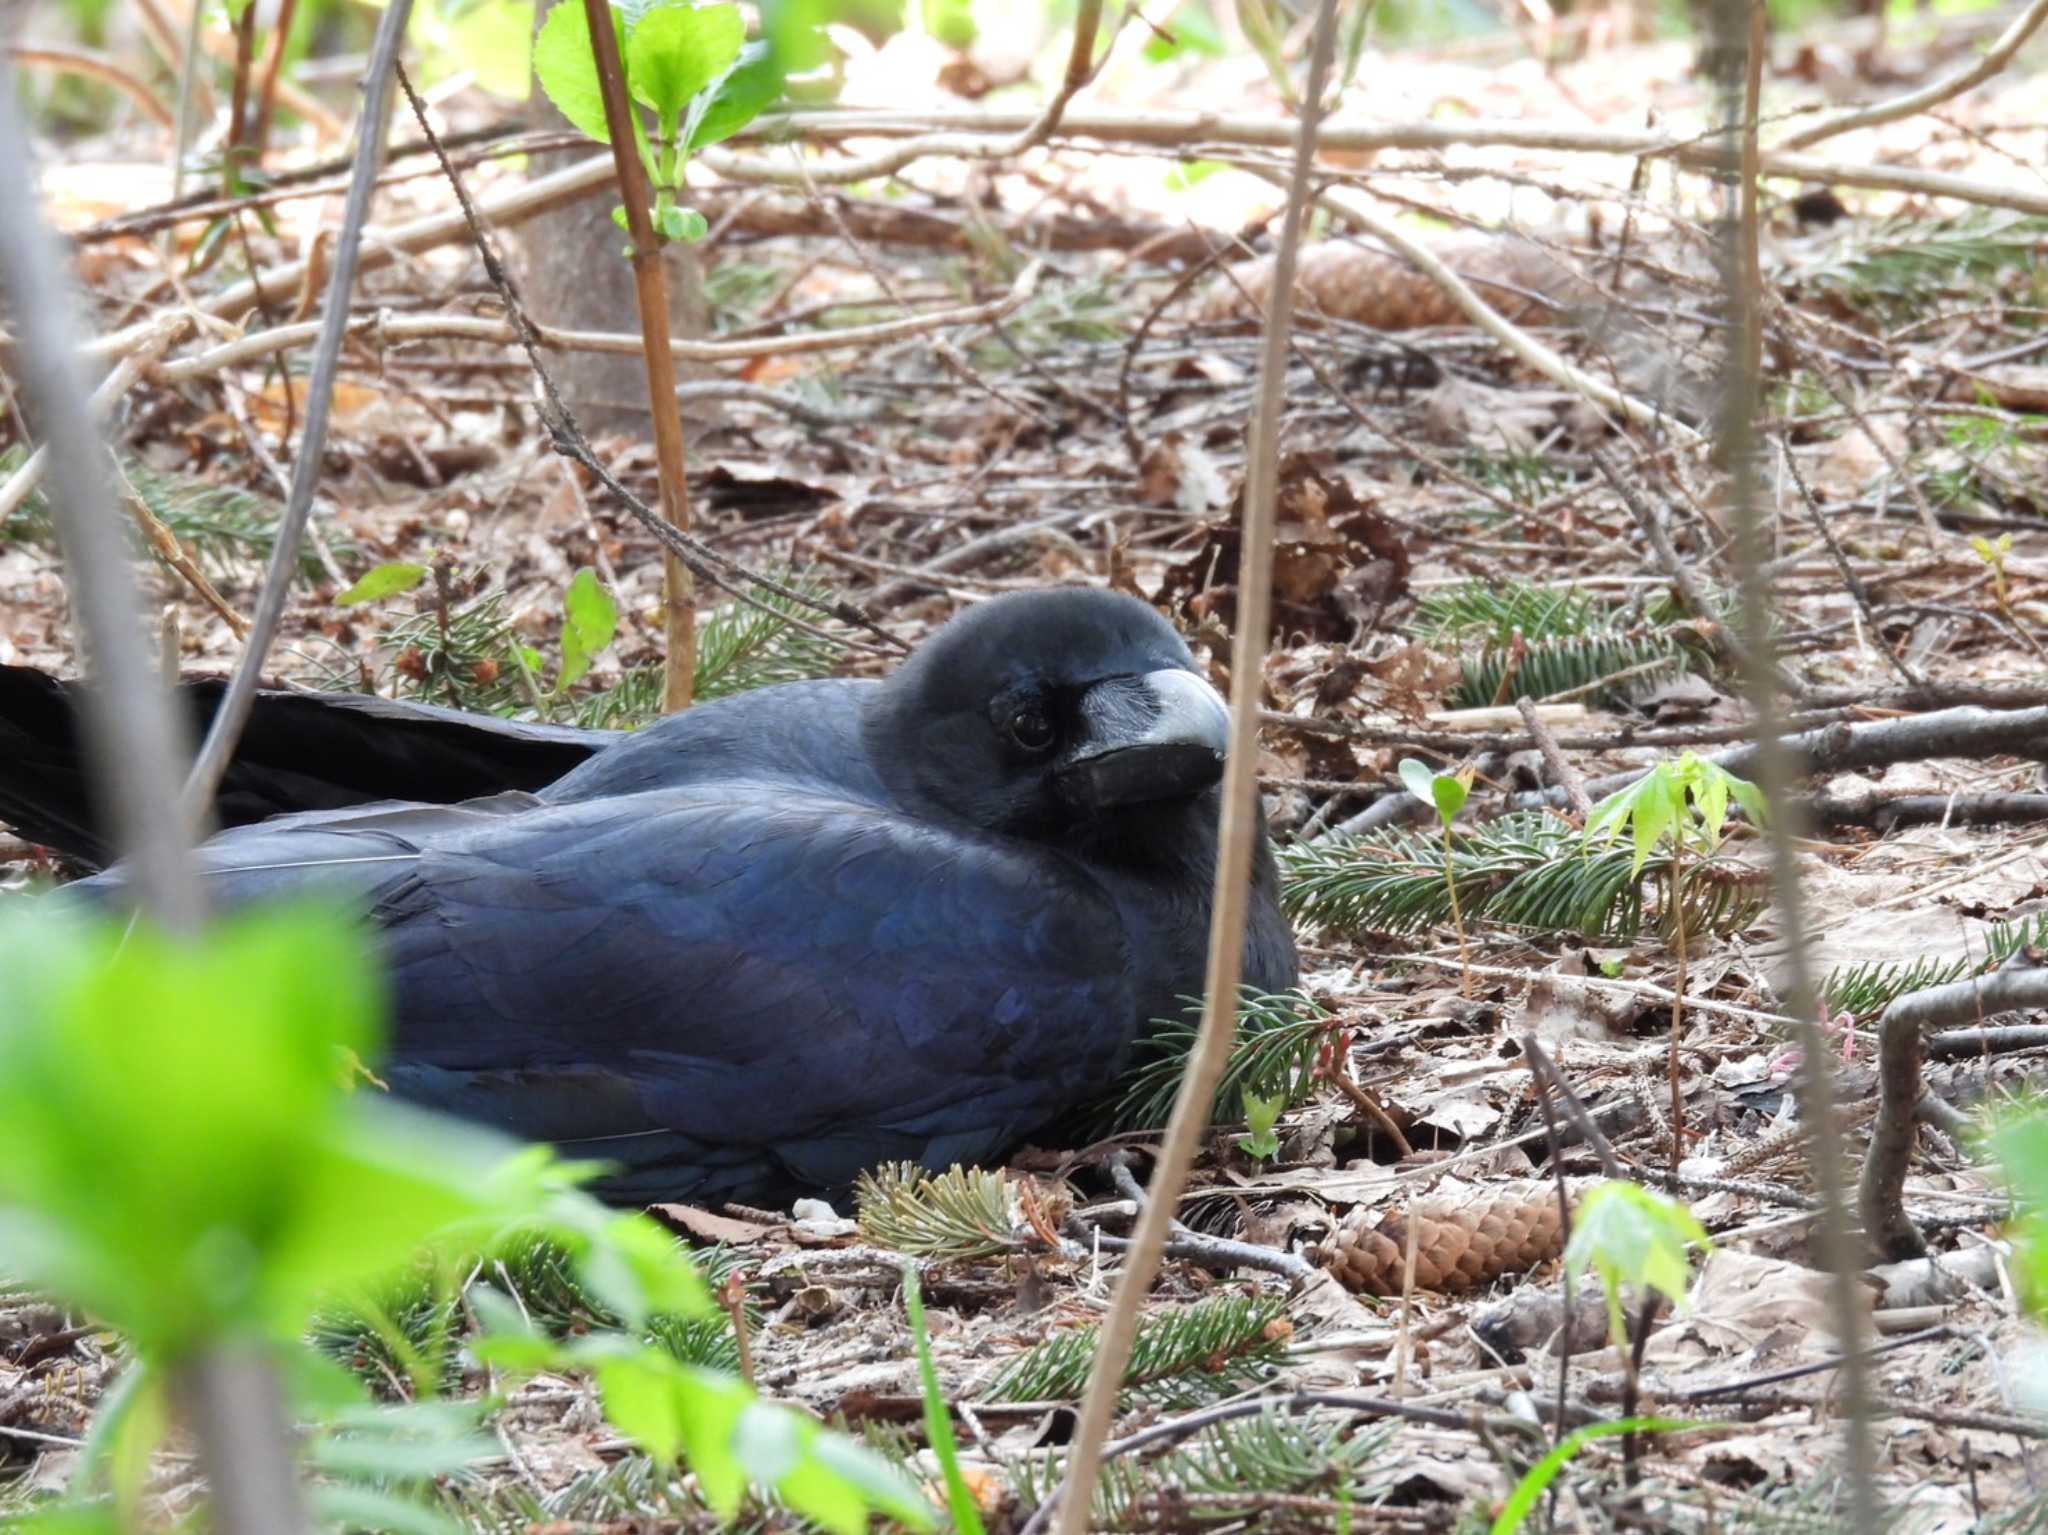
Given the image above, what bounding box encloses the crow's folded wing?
[182,786,1136,1200]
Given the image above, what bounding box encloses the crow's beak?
[1054,668,1230,814]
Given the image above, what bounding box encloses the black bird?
[52,590,1298,1205]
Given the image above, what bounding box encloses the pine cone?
[1197,236,1594,331]
[1317,1180,1584,1295]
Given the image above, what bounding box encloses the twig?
[0,80,199,926]
[1267,178,1695,442]
[562,18,696,711]
[181,0,415,826]
[1519,1038,1629,1180]
[1513,697,1592,816]
[8,46,175,129]
[1708,0,1876,1517]
[712,104,2048,220]
[115,462,250,638]
[700,0,1107,189]
[0,61,310,1535]
[0,314,188,525]
[1049,7,1343,1532]
[1776,440,1922,689]
[1326,1063,1414,1158]
[1092,1153,1314,1281]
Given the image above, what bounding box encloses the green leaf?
[534,0,621,143]
[336,561,427,606]
[558,567,619,691]
[1398,757,1436,806]
[1430,774,1468,825]
[0,904,565,1352]
[1563,1181,1710,1346]
[1492,1417,1696,1534]
[921,0,976,49]
[310,1485,466,1535]
[1725,771,1768,832]
[627,1,744,120]
[1237,1090,1283,1160]
[672,206,709,241]
[904,1266,985,1535]
[68,1361,166,1522]
[588,1345,691,1463]
[1164,158,1228,192]
[686,39,784,149]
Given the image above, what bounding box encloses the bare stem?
[578,0,697,712]
[1708,0,1878,1517]
[1046,6,1343,1533]
[181,0,417,823]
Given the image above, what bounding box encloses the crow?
[55,589,1299,1205]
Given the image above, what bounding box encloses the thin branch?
[0,61,311,1535]
[555,15,697,711]
[1049,6,1343,1533]
[1709,0,1877,1517]
[1273,178,1696,441]
[180,0,415,824]
[1862,957,2048,1260]
[8,46,176,129]
[0,314,188,525]
[1514,697,1592,817]
[387,63,912,658]
[715,104,2048,219]
[0,81,199,926]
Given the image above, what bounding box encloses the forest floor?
[5,4,2048,1531]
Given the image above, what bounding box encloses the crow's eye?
[1006,706,1056,753]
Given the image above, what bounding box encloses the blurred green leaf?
[1237,1090,1283,1161]
[443,0,534,97]
[905,1265,985,1535]
[1144,0,1225,61]
[921,0,975,49]
[336,561,427,606]
[0,905,548,1351]
[559,567,619,690]
[1493,1417,1694,1534]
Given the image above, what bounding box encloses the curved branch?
[1860,958,2048,1262]
[8,46,175,129]
[1780,0,2048,153]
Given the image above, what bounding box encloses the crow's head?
[865,588,1229,841]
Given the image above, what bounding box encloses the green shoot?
[1490,1417,1696,1534]
[533,0,789,249]
[1400,757,1474,996]
[1585,753,1766,1177]
[904,1266,985,1535]
[1237,1090,1284,1163]
[1562,1182,1710,1348]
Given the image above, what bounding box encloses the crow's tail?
[0,663,610,868]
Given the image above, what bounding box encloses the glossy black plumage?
[44,590,1298,1204]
